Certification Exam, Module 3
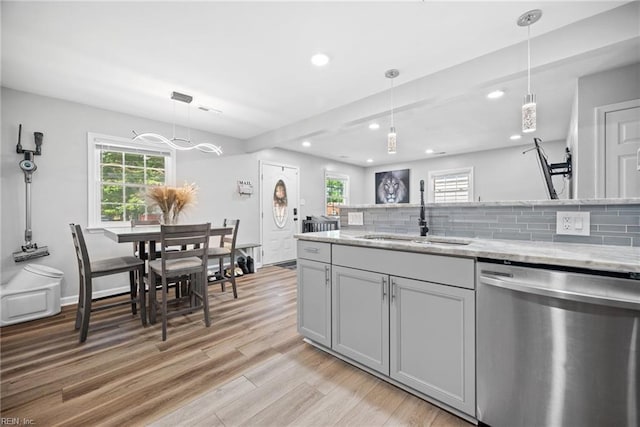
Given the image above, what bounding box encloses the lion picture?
[375,169,410,204]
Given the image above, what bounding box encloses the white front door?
[605,104,640,197]
[261,162,299,265]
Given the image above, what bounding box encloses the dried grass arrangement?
[146,183,197,224]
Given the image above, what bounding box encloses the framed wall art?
[375,169,410,204]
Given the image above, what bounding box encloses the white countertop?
[295,230,640,274]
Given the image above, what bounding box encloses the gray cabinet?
[297,242,331,347]
[332,265,389,375]
[390,276,475,415]
[297,239,476,417]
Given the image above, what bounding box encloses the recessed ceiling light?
[487,90,505,99]
[368,123,380,130]
[425,149,435,154]
[311,53,330,67]
[302,140,311,147]
[366,158,373,163]
[510,134,522,140]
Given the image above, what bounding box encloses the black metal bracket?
[548,147,572,178]
[16,124,43,157]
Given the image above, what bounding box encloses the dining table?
[103,224,233,261]
[103,224,234,324]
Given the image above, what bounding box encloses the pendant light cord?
[390,77,395,127]
[527,24,531,93]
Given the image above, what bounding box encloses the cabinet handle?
[304,247,319,253]
[325,265,330,285]
[391,279,396,300]
[382,277,387,299]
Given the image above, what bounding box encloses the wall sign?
[237,179,254,195]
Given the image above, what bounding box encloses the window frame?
[324,170,350,216]
[87,132,176,229]
[427,167,474,203]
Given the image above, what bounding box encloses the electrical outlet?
[348,212,364,226]
[556,211,590,236]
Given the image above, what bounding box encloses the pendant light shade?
[385,69,399,154]
[522,93,537,133]
[133,91,223,155]
[518,9,542,134]
[387,126,397,154]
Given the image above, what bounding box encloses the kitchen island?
[295,230,640,424]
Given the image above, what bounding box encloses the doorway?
[260,162,299,265]
[597,99,640,198]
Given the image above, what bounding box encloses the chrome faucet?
[419,179,429,236]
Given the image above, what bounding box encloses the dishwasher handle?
[480,274,640,311]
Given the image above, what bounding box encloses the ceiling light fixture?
[311,53,330,67]
[385,69,399,154]
[132,91,223,155]
[369,123,380,130]
[302,140,311,147]
[425,149,435,154]
[518,9,542,134]
[366,158,374,163]
[510,134,522,140]
[487,90,505,99]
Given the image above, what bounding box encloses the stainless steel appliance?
[477,260,639,427]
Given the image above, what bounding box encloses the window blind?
[433,173,470,203]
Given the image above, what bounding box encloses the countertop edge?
[295,232,640,274]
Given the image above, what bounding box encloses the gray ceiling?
[2,1,639,166]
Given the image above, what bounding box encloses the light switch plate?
[556,211,590,236]
[348,212,364,226]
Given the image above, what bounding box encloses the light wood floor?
[1,265,473,427]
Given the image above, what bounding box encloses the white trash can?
[1,264,63,326]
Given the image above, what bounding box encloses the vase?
[161,211,178,225]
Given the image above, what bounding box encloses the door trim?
[595,99,640,198]
[259,160,300,264]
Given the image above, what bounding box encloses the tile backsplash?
[339,200,640,247]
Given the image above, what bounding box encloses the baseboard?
[60,285,131,306]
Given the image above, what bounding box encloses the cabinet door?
[297,258,331,347]
[390,276,475,416]
[332,266,389,375]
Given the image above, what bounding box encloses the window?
[325,171,349,216]
[87,133,175,228]
[428,167,473,203]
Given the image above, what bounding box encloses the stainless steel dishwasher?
[477,259,640,427]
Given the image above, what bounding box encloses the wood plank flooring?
[1,266,473,427]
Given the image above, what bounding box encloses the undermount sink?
[359,234,471,246]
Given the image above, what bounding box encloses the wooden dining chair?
[148,223,211,341]
[69,223,146,343]
[207,219,240,298]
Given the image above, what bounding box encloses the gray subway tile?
[602,236,632,246]
[493,232,532,241]
[517,215,555,224]
[553,235,603,245]
[531,233,553,241]
[591,215,640,226]
[527,223,551,230]
[597,225,627,233]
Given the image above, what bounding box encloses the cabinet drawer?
[332,244,474,289]
[297,241,331,263]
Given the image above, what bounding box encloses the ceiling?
[2,1,639,166]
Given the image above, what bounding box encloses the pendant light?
[385,69,399,154]
[518,9,542,134]
[133,91,223,155]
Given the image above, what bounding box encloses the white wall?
[0,88,365,302]
[574,62,640,198]
[0,88,243,298]
[362,140,568,204]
